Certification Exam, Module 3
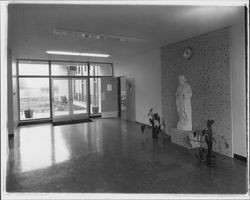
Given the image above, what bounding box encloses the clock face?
[182,47,192,59]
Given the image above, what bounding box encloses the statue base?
[170,128,199,149]
[177,120,192,131]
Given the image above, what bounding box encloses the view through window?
[18,60,112,121]
[19,78,50,120]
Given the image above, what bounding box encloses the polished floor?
[6,118,247,193]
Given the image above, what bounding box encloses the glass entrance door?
[71,78,88,118]
[52,78,88,122]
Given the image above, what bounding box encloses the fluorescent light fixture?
[46,51,110,58]
[53,28,147,43]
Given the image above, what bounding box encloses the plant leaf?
[148,108,153,116]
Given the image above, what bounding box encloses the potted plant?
[92,106,99,114]
[24,108,34,118]
[24,90,34,119]
[140,108,166,139]
[192,120,216,166]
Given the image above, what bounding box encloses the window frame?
[17,59,113,123]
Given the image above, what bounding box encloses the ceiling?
[8,4,244,62]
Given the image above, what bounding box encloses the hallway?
[6,119,247,193]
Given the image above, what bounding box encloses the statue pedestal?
[170,128,199,149]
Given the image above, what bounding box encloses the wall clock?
[182,47,192,60]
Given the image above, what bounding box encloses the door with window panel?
[71,78,88,118]
[52,78,88,122]
[51,62,89,122]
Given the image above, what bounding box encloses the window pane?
[19,60,49,76]
[72,79,88,114]
[90,78,101,115]
[19,78,50,120]
[51,62,88,76]
[89,63,112,76]
[52,79,70,116]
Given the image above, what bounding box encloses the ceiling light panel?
[46,50,110,57]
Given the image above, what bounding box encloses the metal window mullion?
[17,59,20,122]
[87,62,91,115]
[49,61,53,119]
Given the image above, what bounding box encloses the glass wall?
[19,78,50,120]
[89,63,112,76]
[19,60,49,76]
[18,60,50,121]
[51,62,88,76]
[18,60,113,122]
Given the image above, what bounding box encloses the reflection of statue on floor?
[175,75,192,131]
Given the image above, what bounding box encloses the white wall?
[114,7,247,158]
[231,7,247,157]
[114,48,162,124]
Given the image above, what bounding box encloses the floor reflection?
[17,124,70,173]
[19,125,53,172]
[14,121,106,173]
[52,129,70,164]
[7,119,247,193]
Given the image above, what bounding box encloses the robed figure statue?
[175,75,192,131]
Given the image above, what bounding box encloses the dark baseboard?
[234,154,247,162]
[89,114,102,118]
[18,116,101,126]
[52,119,93,126]
[18,119,52,126]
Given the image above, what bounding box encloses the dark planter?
[24,109,34,118]
[152,127,160,139]
[92,106,99,114]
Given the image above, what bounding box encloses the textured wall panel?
[161,27,231,156]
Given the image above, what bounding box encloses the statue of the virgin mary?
[175,75,192,131]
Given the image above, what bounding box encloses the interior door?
[101,77,118,118]
[52,78,88,122]
[126,77,136,122]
